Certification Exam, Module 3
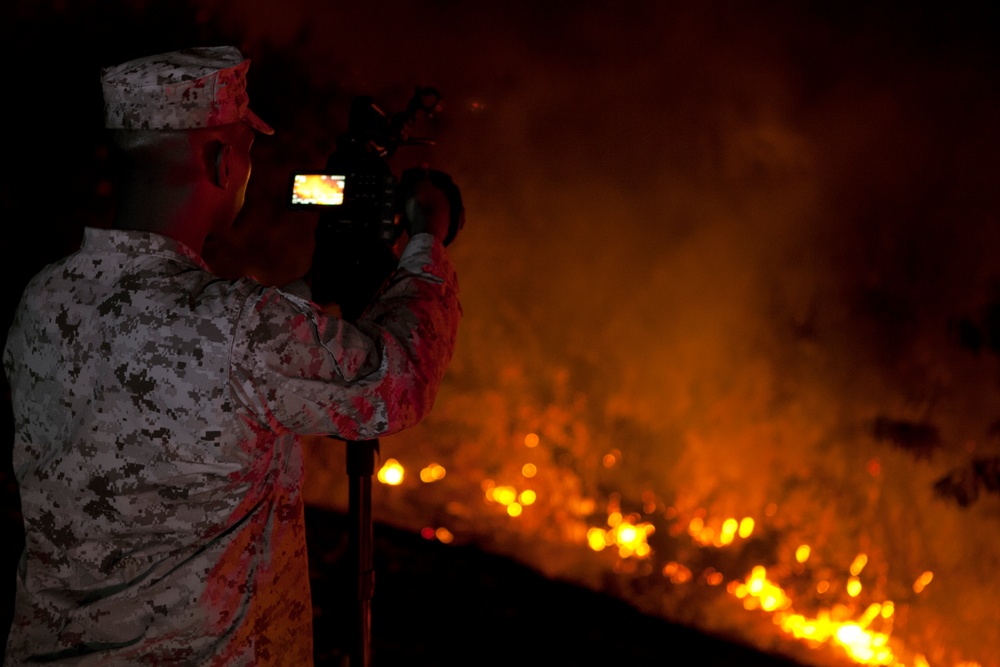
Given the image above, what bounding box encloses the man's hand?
[401,167,465,246]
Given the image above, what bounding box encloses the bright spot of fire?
[796,544,811,563]
[662,561,693,584]
[726,562,914,664]
[377,458,404,485]
[419,463,446,483]
[523,433,539,448]
[507,503,523,517]
[847,576,862,597]
[521,463,537,478]
[775,610,896,665]
[912,570,934,594]
[850,553,869,576]
[586,516,654,559]
[720,517,738,545]
[834,624,894,665]
[488,485,518,506]
[518,489,536,505]
[687,514,755,547]
[704,568,724,586]
[730,566,792,613]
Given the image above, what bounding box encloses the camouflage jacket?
[2,227,460,665]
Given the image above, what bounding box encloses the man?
[2,46,461,665]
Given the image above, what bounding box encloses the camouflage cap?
[101,46,274,135]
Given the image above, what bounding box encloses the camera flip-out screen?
[290,173,346,208]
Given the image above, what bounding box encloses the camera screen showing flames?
[290,173,346,207]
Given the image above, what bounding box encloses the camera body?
[288,88,450,316]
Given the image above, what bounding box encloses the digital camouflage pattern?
[2,227,460,665]
[101,46,274,135]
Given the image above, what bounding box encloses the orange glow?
[867,457,882,476]
[662,561,693,584]
[720,517,738,545]
[521,463,537,478]
[377,458,404,485]
[850,554,868,576]
[795,544,811,563]
[913,571,934,594]
[435,527,454,543]
[847,577,862,597]
[586,527,607,551]
[489,485,518,505]
[419,463,446,483]
[523,433,539,447]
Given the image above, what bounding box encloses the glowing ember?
[912,571,934,594]
[419,463,447,483]
[376,458,404,485]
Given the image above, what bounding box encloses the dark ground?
[305,507,812,667]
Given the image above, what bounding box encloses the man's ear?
[203,140,232,189]
[214,143,233,189]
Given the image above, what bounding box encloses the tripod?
[311,227,398,667]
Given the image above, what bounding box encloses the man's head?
[101,47,271,249]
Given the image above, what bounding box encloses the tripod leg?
[347,440,377,667]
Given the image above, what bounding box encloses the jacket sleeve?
[229,234,461,441]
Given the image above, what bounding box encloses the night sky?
[3,2,1000,665]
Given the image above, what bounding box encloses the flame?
[913,571,934,594]
[377,458,404,485]
[419,463,447,483]
[362,447,986,667]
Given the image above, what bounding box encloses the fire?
[912,571,934,594]
[729,567,895,664]
[419,463,447,483]
[585,508,655,559]
[355,434,989,667]
[376,458,404,485]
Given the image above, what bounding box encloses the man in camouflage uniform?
[2,46,462,665]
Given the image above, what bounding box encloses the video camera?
[288,86,462,317]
